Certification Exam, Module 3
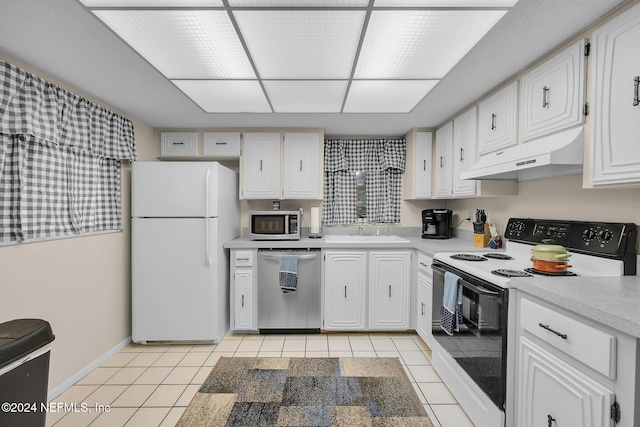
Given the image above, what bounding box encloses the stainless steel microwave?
[249,211,301,240]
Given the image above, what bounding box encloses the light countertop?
[223,234,499,257]
[511,276,640,339]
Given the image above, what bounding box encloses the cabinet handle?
[388,285,392,298]
[344,286,347,298]
[547,415,556,427]
[241,295,245,307]
[440,156,443,168]
[237,257,250,261]
[259,160,263,171]
[421,302,425,316]
[634,76,640,107]
[538,322,567,339]
[542,86,550,108]
[300,160,303,171]
[460,147,464,162]
[491,113,497,130]
[215,142,227,145]
[423,159,426,171]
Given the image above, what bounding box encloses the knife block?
[473,223,490,247]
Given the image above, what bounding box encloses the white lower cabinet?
[416,252,433,346]
[514,293,638,427]
[368,251,411,330]
[323,250,410,331]
[230,250,257,331]
[324,251,367,330]
[517,336,615,427]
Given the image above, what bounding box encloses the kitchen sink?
[324,234,409,243]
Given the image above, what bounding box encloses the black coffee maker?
[422,209,452,239]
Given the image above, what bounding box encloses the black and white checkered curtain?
[323,138,405,224]
[0,60,136,243]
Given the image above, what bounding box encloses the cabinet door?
[283,132,320,199]
[203,132,241,158]
[160,132,198,157]
[368,251,411,330]
[415,132,433,198]
[452,107,477,197]
[233,269,255,331]
[242,132,281,199]
[478,81,518,155]
[517,337,615,427]
[590,3,640,185]
[416,272,433,347]
[434,122,453,198]
[324,252,367,330]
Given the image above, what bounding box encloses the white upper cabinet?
[241,132,281,199]
[203,132,241,158]
[403,130,433,199]
[160,132,198,157]
[478,80,519,155]
[282,132,321,199]
[590,3,640,186]
[452,107,477,196]
[521,39,587,141]
[434,121,454,197]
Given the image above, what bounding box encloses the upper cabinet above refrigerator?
[520,39,588,142]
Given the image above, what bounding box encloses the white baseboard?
[48,336,132,401]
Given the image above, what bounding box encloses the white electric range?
[429,218,637,427]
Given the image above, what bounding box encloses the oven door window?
[252,215,286,234]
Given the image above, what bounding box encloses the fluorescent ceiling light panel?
[234,10,365,79]
[343,80,438,113]
[373,0,518,6]
[228,0,369,6]
[355,10,507,79]
[81,0,224,6]
[93,10,254,79]
[172,80,271,112]
[263,81,348,113]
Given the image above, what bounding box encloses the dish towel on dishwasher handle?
[279,255,298,293]
[441,271,463,336]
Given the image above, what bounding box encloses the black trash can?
[0,319,55,427]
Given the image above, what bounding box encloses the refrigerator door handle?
[205,218,212,267]
[205,167,211,218]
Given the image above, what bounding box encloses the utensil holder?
[473,223,491,247]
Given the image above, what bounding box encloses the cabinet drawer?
[234,250,254,267]
[520,298,616,378]
[418,252,432,276]
[160,132,198,157]
[203,132,241,158]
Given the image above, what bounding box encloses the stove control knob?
[600,230,613,242]
[582,228,596,240]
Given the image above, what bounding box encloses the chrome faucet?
[357,225,365,235]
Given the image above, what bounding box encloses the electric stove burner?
[524,268,578,277]
[491,269,533,278]
[450,254,488,261]
[483,253,513,260]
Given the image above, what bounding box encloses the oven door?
[431,261,508,411]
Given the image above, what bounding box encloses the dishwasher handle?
[259,253,319,261]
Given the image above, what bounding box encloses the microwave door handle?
[461,280,499,297]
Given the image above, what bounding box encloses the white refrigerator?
[131,161,239,344]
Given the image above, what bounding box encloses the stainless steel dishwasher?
[257,248,321,333]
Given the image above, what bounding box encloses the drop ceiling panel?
[234,10,365,79]
[263,81,348,113]
[229,0,369,6]
[81,0,224,6]
[172,80,271,112]
[355,10,507,79]
[93,10,254,79]
[373,0,517,6]
[344,80,439,113]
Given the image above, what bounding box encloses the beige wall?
[0,51,155,396]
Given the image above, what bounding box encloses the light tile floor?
[46,332,474,427]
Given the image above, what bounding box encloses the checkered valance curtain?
[323,138,405,224]
[0,60,137,244]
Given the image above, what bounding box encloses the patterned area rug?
[177,357,433,426]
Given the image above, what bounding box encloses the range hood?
[460,127,584,181]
